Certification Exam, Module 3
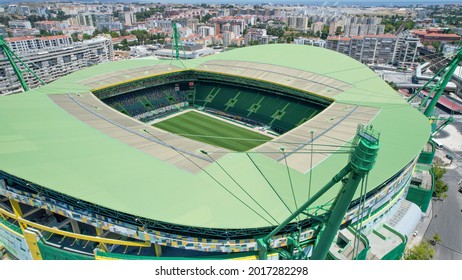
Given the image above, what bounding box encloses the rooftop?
[5,35,71,42]
[0,45,430,230]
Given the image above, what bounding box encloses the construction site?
[1,32,460,260]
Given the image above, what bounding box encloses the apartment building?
[326,34,419,66]
[244,28,277,45]
[8,20,32,29]
[311,22,324,34]
[0,35,113,95]
[35,21,70,33]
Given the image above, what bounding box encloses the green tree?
[335,26,342,36]
[434,180,448,199]
[39,30,52,36]
[131,30,148,44]
[248,40,260,46]
[321,25,329,39]
[405,241,435,260]
[404,20,415,30]
[83,34,92,40]
[108,31,120,38]
[433,234,441,244]
[432,163,448,199]
[0,15,10,26]
[56,11,71,21]
[71,32,79,42]
[432,164,446,180]
[431,41,441,52]
[27,15,46,25]
[201,13,213,23]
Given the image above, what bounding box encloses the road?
[425,115,462,260]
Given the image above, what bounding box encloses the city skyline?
[0,0,461,6]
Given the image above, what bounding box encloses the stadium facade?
[0,44,430,260]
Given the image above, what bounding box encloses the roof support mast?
[0,36,45,92]
[171,22,181,60]
[258,125,380,260]
[421,49,462,118]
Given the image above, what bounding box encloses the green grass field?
[153,111,271,152]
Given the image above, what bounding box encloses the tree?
[27,15,46,25]
[56,11,71,21]
[433,234,441,244]
[432,164,446,180]
[0,15,10,26]
[135,7,165,21]
[83,34,92,40]
[321,25,329,40]
[248,40,260,46]
[108,31,120,38]
[71,32,79,42]
[431,41,441,52]
[131,30,148,44]
[432,163,448,199]
[201,13,213,23]
[39,30,52,36]
[335,26,342,36]
[405,241,435,260]
[434,180,448,199]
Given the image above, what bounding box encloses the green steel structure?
[406,49,461,215]
[258,125,379,260]
[421,49,462,118]
[408,48,461,135]
[171,22,185,60]
[0,45,430,259]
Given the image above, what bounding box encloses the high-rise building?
[377,25,385,35]
[222,31,235,47]
[197,26,215,37]
[326,34,417,65]
[329,21,344,35]
[311,22,324,35]
[358,24,368,36]
[119,11,137,26]
[295,17,308,31]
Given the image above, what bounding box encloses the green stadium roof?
[0,44,430,230]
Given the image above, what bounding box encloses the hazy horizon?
[0,0,461,5]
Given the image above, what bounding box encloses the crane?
[0,36,44,92]
[257,125,380,260]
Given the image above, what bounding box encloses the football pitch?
[153,111,272,152]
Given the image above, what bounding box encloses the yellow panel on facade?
[23,230,43,260]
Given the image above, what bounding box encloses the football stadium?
[0,44,430,260]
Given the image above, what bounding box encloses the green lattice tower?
[257,125,380,260]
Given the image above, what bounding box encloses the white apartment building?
[326,34,419,66]
[0,35,113,95]
[8,20,32,29]
[311,22,324,34]
[119,11,137,26]
[197,26,215,37]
